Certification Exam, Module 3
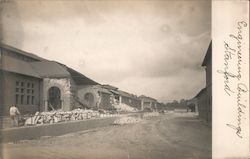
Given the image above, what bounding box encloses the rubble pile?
[24,108,117,126]
[113,103,138,112]
[142,112,160,118]
[114,116,141,125]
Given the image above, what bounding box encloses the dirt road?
[2,113,211,159]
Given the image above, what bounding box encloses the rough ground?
[2,113,211,159]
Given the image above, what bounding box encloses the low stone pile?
[142,112,160,118]
[113,116,141,125]
[113,103,138,112]
[24,108,117,126]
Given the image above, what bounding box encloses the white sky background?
[1,0,211,103]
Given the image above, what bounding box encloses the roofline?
[66,66,99,85]
[0,43,46,61]
[194,87,206,98]
[201,41,212,66]
[101,84,119,90]
[139,95,157,101]
[117,90,139,99]
[1,69,42,79]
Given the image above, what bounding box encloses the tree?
[179,99,187,107]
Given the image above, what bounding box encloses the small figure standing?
[9,105,20,127]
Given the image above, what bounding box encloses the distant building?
[194,41,212,124]
[102,84,141,110]
[139,95,157,110]
[117,90,141,110]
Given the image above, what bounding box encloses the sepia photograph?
[0,0,218,158]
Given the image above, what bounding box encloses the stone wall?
[69,77,78,110]
[99,92,112,110]
[43,78,71,111]
[77,85,113,110]
[77,85,99,109]
[121,96,141,110]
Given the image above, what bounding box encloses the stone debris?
[113,116,142,125]
[142,112,160,118]
[113,103,138,112]
[24,108,118,126]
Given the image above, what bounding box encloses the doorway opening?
[48,86,62,111]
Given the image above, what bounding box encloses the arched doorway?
[84,93,94,107]
[48,86,62,111]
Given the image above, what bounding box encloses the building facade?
[139,95,157,111]
[0,43,98,116]
[101,85,142,110]
[194,42,212,124]
[0,43,159,116]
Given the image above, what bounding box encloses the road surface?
[2,113,211,159]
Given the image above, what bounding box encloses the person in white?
[9,105,20,127]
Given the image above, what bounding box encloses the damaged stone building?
[0,43,99,115]
[0,43,159,116]
[101,85,142,110]
[75,84,142,111]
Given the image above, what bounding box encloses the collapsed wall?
[77,85,113,110]
[76,85,139,112]
[43,80,141,113]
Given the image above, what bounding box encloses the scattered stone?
[114,116,141,125]
[24,108,118,126]
[142,112,160,118]
[113,103,138,112]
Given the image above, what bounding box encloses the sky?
[1,0,211,103]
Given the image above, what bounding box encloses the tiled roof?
[109,89,120,95]
[94,86,112,94]
[101,85,139,99]
[139,95,157,101]
[30,61,70,78]
[202,41,212,66]
[0,43,99,85]
[117,90,138,99]
[66,67,99,85]
[1,55,41,78]
[102,84,119,90]
[194,87,206,98]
